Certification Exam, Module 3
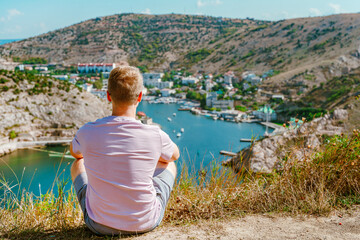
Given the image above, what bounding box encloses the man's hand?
[70,142,83,160]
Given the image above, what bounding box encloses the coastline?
[0,138,72,157]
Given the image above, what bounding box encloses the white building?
[206,92,218,107]
[175,92,187,99]
[102,79,108,90]
[142,73,174,89]
[18,64,24,71]
[35,66,48,71]
[53,75,68,80]
[224,71,235,87]
[160,88,176,97]
[252,106,277,121]
[143,73,164,82]
[83,83,93,92]
[272,94,285,101]
[102,72,110,78]
[212,100,234,110]
[78,63,116,73]
[242,71,262,85]
[243,82,250,90]
[144,79,173,89]
[205,80,215,91]
[182,77,199,85]
[69,78,77,85]
[142,88,148,95]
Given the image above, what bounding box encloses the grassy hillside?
[1,13,360,75]
[1,131,359,238]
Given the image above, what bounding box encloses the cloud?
[141,8,151,14]
[197,0,223,8]
[0,9,23,22]
[309,8,322,16]
[329,3,342,14]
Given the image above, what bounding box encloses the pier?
[220,150,237,156]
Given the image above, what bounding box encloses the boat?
[167,117,172,121]
[180,128,184,133]
[173,113,176,117]
[173,130,176,133]
[212,116,218,120]
[176,133,181,137]
[178,105,191,111]
[49,153,74,159]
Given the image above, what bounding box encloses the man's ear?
[107,91,112,102]
[137,91,143,103]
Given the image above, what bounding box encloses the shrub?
[9,130,17,139]
[185,48,214,63]
[0,78,9,84]
[235,105,247,112]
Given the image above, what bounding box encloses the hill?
[1,13,360,74]
[2,13,360,115]
[0,69,110,154]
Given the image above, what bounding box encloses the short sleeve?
[71,133,82,155]
[159,129,175,161]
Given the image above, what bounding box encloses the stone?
[333,109,348,120]
[224,110,348,173]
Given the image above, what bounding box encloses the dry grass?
[0,131,360,239]
[165,130,360,225]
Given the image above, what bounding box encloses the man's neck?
[111,102,137,118]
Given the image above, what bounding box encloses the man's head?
[108,66,143,105]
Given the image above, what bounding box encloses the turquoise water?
[0,102,270,196]
[138,102,268,168]
[0,39,22,45]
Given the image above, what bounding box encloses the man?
[70,66,180,235]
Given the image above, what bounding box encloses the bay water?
[0,102,270,196]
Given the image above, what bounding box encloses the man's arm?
[159,144,180,163]
[70,142,83,160]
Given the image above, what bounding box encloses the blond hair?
[108,66,143,104]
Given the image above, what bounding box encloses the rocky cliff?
[223,109,349,173]
[0,70,111,155]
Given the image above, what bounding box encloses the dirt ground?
[132,208,360,240]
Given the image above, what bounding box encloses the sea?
[0,39,22,45]
[0,99,271,196]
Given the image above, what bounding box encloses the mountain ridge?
[2,13,359,73]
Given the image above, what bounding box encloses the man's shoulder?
[76,116,111,132]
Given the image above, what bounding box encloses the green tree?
[93,80,103,90]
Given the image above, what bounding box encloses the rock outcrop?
[223,109,348,173]
[0,71,111,156]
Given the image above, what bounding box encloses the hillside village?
[2,13,360,126]
[10,60,287,124]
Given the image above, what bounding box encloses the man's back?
[72,115,175,231]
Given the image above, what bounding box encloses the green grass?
[0,131,359,238]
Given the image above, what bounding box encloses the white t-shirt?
[72,115,175,231]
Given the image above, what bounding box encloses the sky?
[0,0,359,39]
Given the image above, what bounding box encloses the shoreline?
[0,139,72,157]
